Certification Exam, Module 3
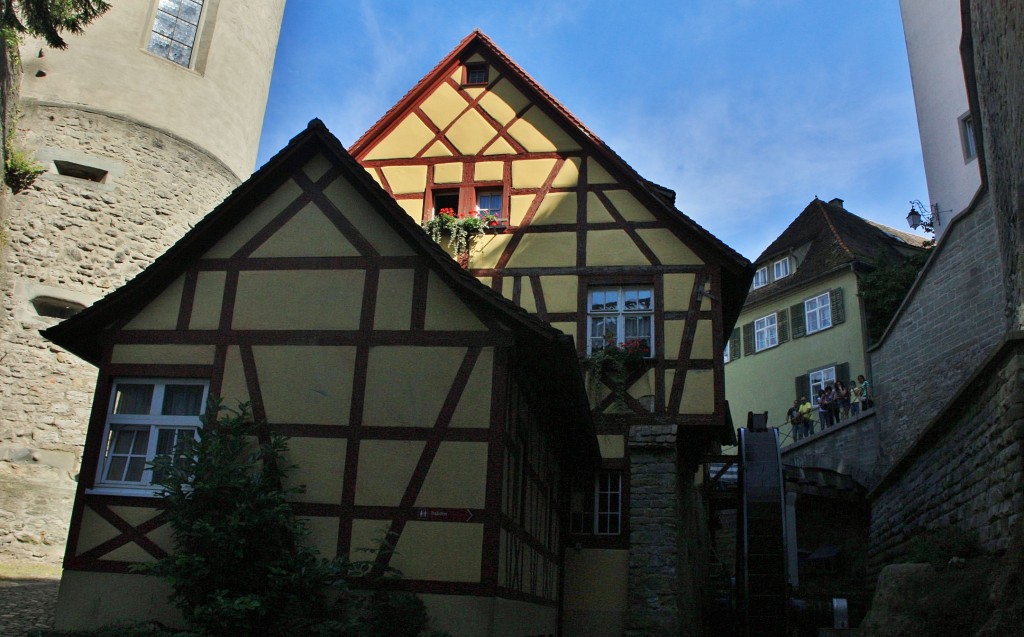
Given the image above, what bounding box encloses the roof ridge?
[817,199,854,257]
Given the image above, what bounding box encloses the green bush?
[4,141,44,193]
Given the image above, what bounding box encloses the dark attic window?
[466,63,488,85]
[32,296,86,319]
[53,160,108,183]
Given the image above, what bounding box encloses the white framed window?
[959,111,977,161]
[723,340,731,364]
[754,313,778,352]
[805,292,832,334]
[477,190,503,220]
[96,378,209,493]
[809,367,836,406]
[570,471,622,535]
[147,0,206,67]
[752,267,768,289]
[587,287,653,356]
[773,257,791,280]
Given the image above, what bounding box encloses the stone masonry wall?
[781,409,880,488]
[869,192,1004,472]
[0,103,238,562]
[868,337,1024,577]
[626,425,681,636]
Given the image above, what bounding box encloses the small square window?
[477,190,503,219]
[432,190,460,218]
[570,470,622,535]
[959,111,977,161]
[805,292,832,334]
[466,63,488,85]
[752,267,768,289]
[587,287,653,356]
[773,257,790,280]
[754,313,778,352]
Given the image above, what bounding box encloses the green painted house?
[725,198,928,442]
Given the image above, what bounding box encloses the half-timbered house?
[348,31,752,635]
[43,120,599,635]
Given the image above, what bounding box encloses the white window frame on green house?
[587,286,654,356]
[805,292,832,334]
[752,266,768,289]
[570,470,622,535]
[754,313,778,352]
[93,378,209,495]
[773,257,791,280]
[809,366,836,406]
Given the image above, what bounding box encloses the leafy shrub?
[4,140,44,193]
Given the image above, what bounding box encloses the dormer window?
[752,267,768,290]
[773,257,791,280]
[466,63,488,85]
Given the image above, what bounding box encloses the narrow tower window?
[147,0,205,67]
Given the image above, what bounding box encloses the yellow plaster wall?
[491,598,558,637]
[354,440,425,506]
[539,276,578,312]
[447,109,497,156]
[551,321,577,339]
[253,345,355,425]
[122,275,184,330]
[587,158,617,185]
[508,107,580,153]
[484,137,517,156]
[363,346,463,427]
[450,348,493,428]
[604,190,656,222]
[424,140,454,158]
[479,78,529,124]
[678,368,714,414]
[586,192,616,223]
[104,541,152,563]
[380,165,429,195]
[392,521,484,582]
[53,571,181,630]
[433,162,463,184]
[663,273,696,312]
[509,194,534,226]
[597,434,625,459]
[474,161,503,182]
[145,521,175,556]
[364,115,437,161]
[637,228,703,266]
[692,320,713,360]
[663,320,685,359]
[562,549,628,637]
[301,154,334,183]
[110,344,215,365]
[530,191,577,225]
[189,270,225,330]
[511,158,557,189]
[586,231,650,266]
[397,198,424,220]
[219,346,250,407]
[284,437,346,504]
[374,269,415,330]
[505,233,576,268]
[233,270,364,330]
[425,273,487,331]
[251,204,360,258]
[202,179,303,259]
[298,516,340,560]
[415,441,488,508]
[420,81,464,131]
[74,507,119,555]
[553,157,581,188]
[627,369,656,404]
[323,179,417,257]
[469,233,513,269]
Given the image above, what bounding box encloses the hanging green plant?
[423,207,500,256]
[583,339,650,408]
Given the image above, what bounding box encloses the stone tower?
[0,0,286,563]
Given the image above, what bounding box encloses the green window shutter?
[777,309,790,343]
[790,302,806,338]
[729,330,742,359]
[743,322,755,354]
[836,362,850,387]
[795,374,809,402]
[831,287,846,325]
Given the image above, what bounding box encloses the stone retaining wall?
[868,335,1024,576]
[0,103,238,562]
[781,409,880,488]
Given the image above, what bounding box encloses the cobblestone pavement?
[0,563,60,636]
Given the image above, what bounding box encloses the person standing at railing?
[786,399,805,440]
[836,380,851,421]
[799,396,814,436]
[857,374,872,409]
[850,381,862,417]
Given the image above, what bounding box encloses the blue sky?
[257,1,928,261]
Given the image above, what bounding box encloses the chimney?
[828,198,844,209]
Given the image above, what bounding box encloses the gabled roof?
[349,30,753,334]
[42,120,598,465]
[747,197,930,305]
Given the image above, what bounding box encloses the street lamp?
[907,200,936,232]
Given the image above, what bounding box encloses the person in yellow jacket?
[798,396,814,437]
